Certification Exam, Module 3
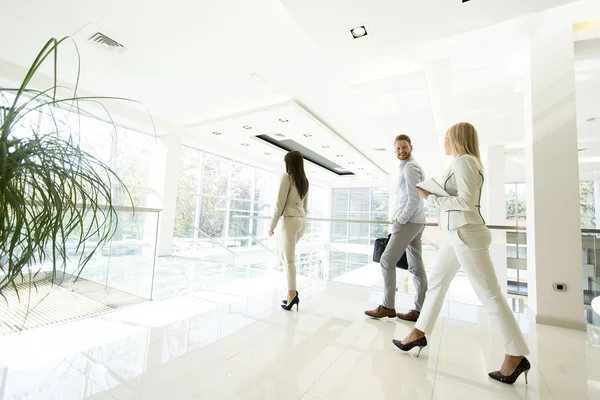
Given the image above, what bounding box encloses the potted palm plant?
[0,37,136,298]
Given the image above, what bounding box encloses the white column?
[424,63,452,175]
[524,10,585,330]
[595,179,600,231]
[483,146,508,294]
[156,134,182,256]
[320,187,332,280]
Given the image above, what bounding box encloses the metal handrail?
[182,221,235,255]
[229,219,283,262]
[110,205,162,213]
[232,215,600,234]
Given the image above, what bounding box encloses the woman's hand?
[268,229,274,237]
[417,187,430,199]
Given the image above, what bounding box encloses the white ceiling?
[1,0,599,185]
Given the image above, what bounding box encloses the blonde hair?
[446,122,482,165]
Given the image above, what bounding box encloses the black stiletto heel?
[392,337,427,357]
[281,293,299,311]
[488,357,531,385]
[282,290,298,305]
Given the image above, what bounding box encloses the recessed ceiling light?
[350,25,368,39]
[264,152,272,155]
[242,125,252,130]
[322,145,329,148]
[212,131,222,135]
[279,118,288,123]
[375,148,386,152]
[241,143,250,146]
[358,168,364,170]
[348,162,355,165]
[336,154,344,158]
[366,172,371,175]
[303,133,312,137]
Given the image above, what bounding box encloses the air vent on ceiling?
[89,32,126,53]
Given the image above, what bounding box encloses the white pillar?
[524,10,585,330]
[483,146,508,294]
[320,187,332,280]
[156,134,182,256]
[424,63,452,175]
[594,179,600,231]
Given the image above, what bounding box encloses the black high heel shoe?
[281,293,299,311]
[488,357,531,385]
[392,337,427,357]
[282,291,298,305]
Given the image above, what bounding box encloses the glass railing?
[46,206,161,305]
[148,214,285,301]
[0,206,162,334]
[224,215,599,324]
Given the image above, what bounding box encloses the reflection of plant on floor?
[0,37,136,298]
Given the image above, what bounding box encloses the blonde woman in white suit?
[392,122,531,385]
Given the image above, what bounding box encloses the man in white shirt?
[365,134,428,321]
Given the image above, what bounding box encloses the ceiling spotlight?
[374,148,386,152]
[350,25,368,39]
[303,133,312,137]
[336,154,344,158]
[348,162,355,165]
[264,152,272,155]
[322,145,330,149]
[366,172,371,175]
[279,118,288,123]
[242,125,252,130]
[358,167,364,170]
[212,131,222,135]
[241,143,250,147]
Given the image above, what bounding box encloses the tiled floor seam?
[429,317,446,400]
[303,324,369,396]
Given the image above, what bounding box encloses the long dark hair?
[284,150,309,198]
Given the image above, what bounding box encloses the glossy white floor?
[0,277,598,400]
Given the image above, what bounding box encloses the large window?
[331,187,389,245]
[505,182,527,226]
[580,181,596,229]
[505,182,597,229]
[174,146,279,253]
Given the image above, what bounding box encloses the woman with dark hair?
[269,150,309,311]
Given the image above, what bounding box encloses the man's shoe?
[364,305,396,319]
[396,309,420,322]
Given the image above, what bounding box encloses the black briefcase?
[373,234,409,270]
